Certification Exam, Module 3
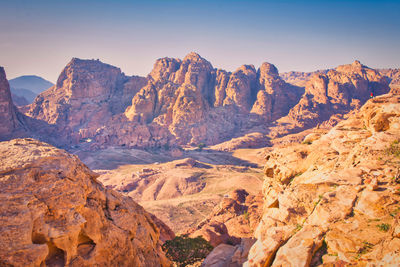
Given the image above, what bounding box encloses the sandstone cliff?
[14,56,394,151]
[272,60,390,137]
[0,138,169,266]
[244,92,400,266]
[0,67,24,140]
[22,54,303,150]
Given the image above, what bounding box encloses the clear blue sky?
[1,0,399,82]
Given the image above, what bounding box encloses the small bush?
[243,210,250,221]
[377,223,390,232]
[163,143,170,150]
[198,143,206,151]
[162,235,213,266]
[386,141,400,158]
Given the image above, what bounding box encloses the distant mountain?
[10,88,37,103]
[9,75,54,94]
[11,93,29,106]
[9,75,54,104]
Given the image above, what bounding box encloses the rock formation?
[185,189,263,247]
[251,63,303,121]
[275,60,390,135]
[27,58,147,143]
[18,54,305,150]
[280,70,328,87]
[379,68,400,93]
[4,55,391,151]
[244,92,400,266]
[0,67,21,138]
[0,138,170,266]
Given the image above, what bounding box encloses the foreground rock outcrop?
[245,92,400,266]
[0,138,169,266]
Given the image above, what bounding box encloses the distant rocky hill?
[0,54,396,151]
[280,69,329,87]
[11,92,29,106]
[9,75,54,104]
[9,75,54,94]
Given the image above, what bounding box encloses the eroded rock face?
[251,62,303,121]
[0,138,169,266]
[245,93,400,266]
[27,58,147,144]
[0,67,21,139]
[185,189,263,248]
[275,61,390,135]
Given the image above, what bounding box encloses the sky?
[0,0,399,83]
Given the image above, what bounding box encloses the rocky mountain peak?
[335,60,371,74]
[183,51,205,62]
[56,58,125,100]
[149,57,181,81]
[236,64,256,75]
[352,59,362,67]
[259,62,279,77]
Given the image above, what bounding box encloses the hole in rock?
[77,231,96,259]
[45,242,65,267]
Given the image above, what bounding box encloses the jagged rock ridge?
[1,55,394,151]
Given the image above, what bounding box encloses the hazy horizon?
[1,0,399,83]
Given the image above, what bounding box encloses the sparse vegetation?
[197,143,206,151]
[314,194,324,206]
[302,140,312,145]
[355,241,374,260]
[163,143,170,150]
[386,140,400,158]
[377,223,390,232]
[162,235,213,267]
[243,210,250,221]
[390,206,400,217]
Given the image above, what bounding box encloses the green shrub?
[243,210,250,221]
[198,143,206,151]
[162,235,213,266]
[377,223,390,232]
[386,141,400,157]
